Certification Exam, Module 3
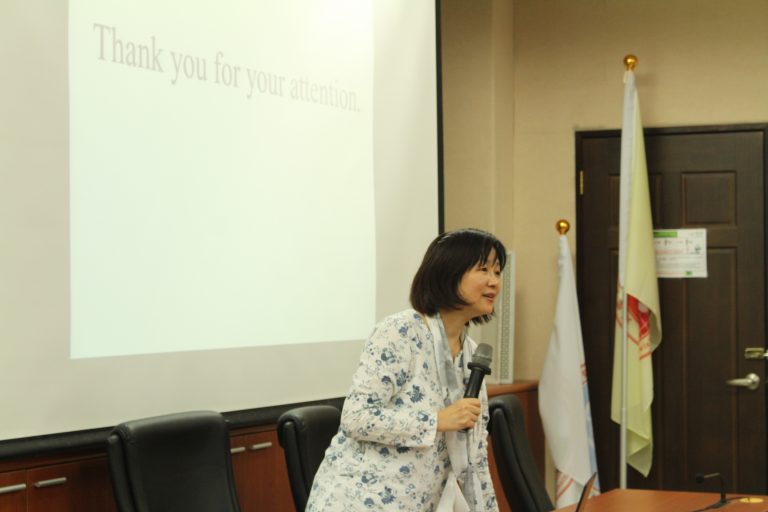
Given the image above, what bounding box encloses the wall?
[441,0,515,360]
[442,0,768,380]
[441,0,768,497]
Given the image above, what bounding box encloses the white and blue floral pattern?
[306,310,499,511]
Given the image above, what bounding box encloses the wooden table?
[555,489,768,512]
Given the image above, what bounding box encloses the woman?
[307,228,505,511]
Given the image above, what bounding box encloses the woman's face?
[457,249,502,319]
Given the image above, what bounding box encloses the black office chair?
[488,394,554,512]
[106,410,241,512]
[277,405,341,512]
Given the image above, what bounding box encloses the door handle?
[725,373,760,390]
[744,347,768,360]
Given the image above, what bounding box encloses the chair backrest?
[106,410,241,512]
[276,405,341,512]
[488,394,554,512]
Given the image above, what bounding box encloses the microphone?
[463,343,493,399]
[695,472,727,508]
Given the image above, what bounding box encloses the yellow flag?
[610,69,662,477]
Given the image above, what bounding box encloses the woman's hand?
[437,398,481,432]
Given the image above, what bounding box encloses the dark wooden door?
[576,125,768,494]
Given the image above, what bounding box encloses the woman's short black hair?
[410,228,507,325]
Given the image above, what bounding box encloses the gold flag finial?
[556,219,570,235]
[624,54,638,71]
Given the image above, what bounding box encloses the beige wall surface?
[442,0,768,381]
[441,1,495,232]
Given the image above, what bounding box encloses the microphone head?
[695,472,720,484]
[472,343,493,368]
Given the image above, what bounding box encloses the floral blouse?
[306,309,498,511]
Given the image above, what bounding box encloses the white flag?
[539,235,600,507]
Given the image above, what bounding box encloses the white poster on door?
[654,229,707,278]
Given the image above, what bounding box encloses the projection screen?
[0,0,440,441]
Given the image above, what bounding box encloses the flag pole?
[620,288,628,489]
[619,53,638,490]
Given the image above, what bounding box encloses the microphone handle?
[463,362,491,398]
[463,369,485,398]
[460,365,490,432]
